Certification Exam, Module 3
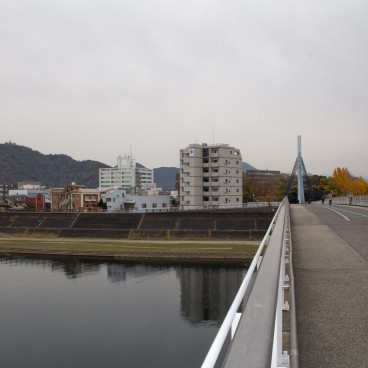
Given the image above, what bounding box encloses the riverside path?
[291,203,368,367]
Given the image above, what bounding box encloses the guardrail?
[243,201,281,208]
[201,198,298,368]
[328,195,368,207]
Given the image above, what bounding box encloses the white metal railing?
[201,199,286,368]
[243,201,281,208]
[271,200,298,368]
[329,195,368,207]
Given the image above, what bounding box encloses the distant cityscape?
[1,141,366,211]
[0,141,283,213]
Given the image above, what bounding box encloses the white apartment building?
[99,155,153,190]
[180,143,243,210]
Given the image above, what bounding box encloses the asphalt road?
[308,204,368,261]
[290,204,368,368]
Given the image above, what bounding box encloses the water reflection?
[107,262,170,282]
[0,255,246,368]
[0,256,101,279]
[177,266,244,325]
[1,256,245,325]
[51,259,101,279]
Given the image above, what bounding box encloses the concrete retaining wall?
[0,208,275,240]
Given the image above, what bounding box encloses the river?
[0,255,247,368]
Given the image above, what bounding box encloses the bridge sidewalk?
[291,205,368,368]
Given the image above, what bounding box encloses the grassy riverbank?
[0,235,260,261]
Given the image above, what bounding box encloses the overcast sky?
[1,0,367,177]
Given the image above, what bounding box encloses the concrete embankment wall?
[0,209,274,240]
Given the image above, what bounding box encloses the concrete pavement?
[291,204,368,368]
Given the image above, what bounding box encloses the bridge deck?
[291,204,368,368]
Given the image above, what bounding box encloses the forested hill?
[0,142,257,190]
[0,143,109,188]
[153,167,180,191]
[0,143,180,190]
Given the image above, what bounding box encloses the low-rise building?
[6,195,27,209]
[51,183,101,212]
[105,188,170,213]
[26,193,50,211]
[0,184,18,198]
[18,182,44,190]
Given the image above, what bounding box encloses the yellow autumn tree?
[350,176,368,195]
[332,167,368,195]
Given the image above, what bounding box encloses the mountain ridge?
[0,142,257,190]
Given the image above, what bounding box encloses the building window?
[142,204,147,208]
[162,203,167,208]
[152,203,157,208]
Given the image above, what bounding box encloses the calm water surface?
[0,255,246,368]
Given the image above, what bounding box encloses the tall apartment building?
[180,143,243,210]
[99,155,153,190]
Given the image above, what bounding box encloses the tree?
[313,176,340,198]
[97,199,107,210]
[332,167,368,195]
[243,173,286,202]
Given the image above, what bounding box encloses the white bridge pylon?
[297,135,305,204]
[285,135,312,204]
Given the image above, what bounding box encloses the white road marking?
[316,205,351,221]
[333,206,368,219]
